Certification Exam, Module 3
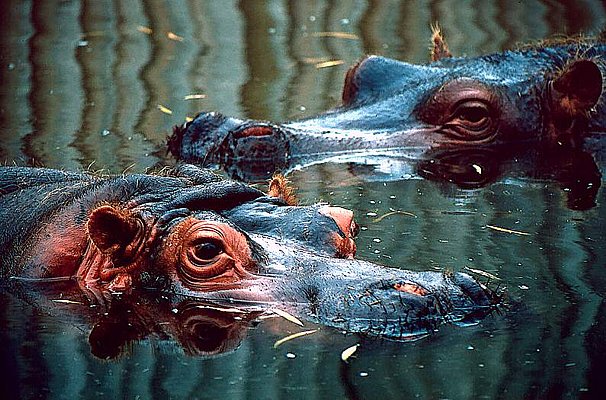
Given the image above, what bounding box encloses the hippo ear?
[268,174,297,205]
[550,59,602,125]
[430,24,452,61]
[87,205,141,255]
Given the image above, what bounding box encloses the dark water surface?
[1,1,606,399]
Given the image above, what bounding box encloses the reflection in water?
[1,0,606,399]
[6,281,263,360]
[418,142,602,210]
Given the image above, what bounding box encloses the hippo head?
[169,36,604,183]
[72,164,496,340]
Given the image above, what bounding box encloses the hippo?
[0,164,497,341]
[168,30,605,197]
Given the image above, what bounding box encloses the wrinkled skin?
[169,38,605,204]
[0,164,496,340]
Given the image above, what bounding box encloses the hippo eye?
[456,104,488,124]
[191,239,224,264]
[443,100,495,140]
[181,237,232,281]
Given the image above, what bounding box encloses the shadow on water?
[1,0,606,399]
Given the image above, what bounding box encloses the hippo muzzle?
[170,112,290,180]
[169,233,496,341]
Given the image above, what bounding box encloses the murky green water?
[1,1,605,399]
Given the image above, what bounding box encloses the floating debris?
[51,299,82,305]
[137,25,152,35]
[485,224,530,236]
[302,57,331,64]
[193,305,246,313]
[312,32,360,40]
[341,343,359,362]
[157,104,173,115]
[272,308,304,326]
[184,94,206,100]
[273,329,319,348]
[373,210,417,222]
[315,60,345,69]
[167,31,184,42]
[464,266,501,281]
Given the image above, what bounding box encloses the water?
[1,1,605,399]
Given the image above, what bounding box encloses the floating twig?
[51,299,83,305]
[137,25,152,35]
[464,266,501,281]
[485,224,530,236]
[184,94,206,100]
[273,329,318,348]
[167,32,184,42]
[341,343,359,362]
[272,308,304,326]
[157,104,173,115]
[315,60,345,69]
[373,210,417,223]
[312,32,360,40]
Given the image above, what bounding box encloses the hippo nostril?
[393,282,428,296]
[233,125,275,139]
[452,272,493,306]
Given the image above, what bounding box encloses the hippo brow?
[153,180,265,212]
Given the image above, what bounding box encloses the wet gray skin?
[169,41,606,182]
[0,165,496,340]
[160,204,496,340]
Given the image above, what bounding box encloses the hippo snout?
[169,111,290,178]
[275,256,498,340]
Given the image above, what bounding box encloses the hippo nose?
[451,272,494,307]
[319,206,359,238]
[318,206,359,258]
[168,111,245,162]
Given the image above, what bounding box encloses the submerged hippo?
[0,164,496,340]
[169,31,605,191]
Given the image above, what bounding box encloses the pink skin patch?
[318,206,358,259]
[393,282,428,296]
[235,126,274,138]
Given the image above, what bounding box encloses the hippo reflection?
[0,164,497,342]
[8,280,262,359]
[169,31,605,207]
